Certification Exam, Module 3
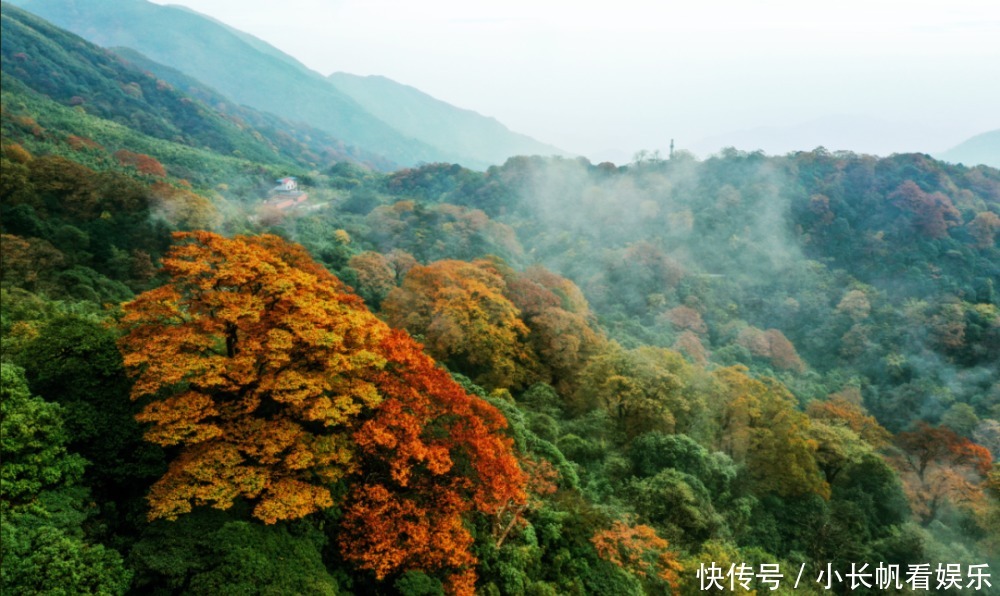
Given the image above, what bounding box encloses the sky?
[150,0,1000,162]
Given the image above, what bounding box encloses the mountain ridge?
[7,0,565,169]
[327,72,568,167]
[937,129,1000,168]
[6,0,439,167]
[0,3,397,188]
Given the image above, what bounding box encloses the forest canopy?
[2,4,999,593]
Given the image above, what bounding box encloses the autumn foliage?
[892,422,993,524]
[118,232,525,590]
[1,142,33,163]
[500,264,606,392]
[119,232,385,521]
[148,182,219,229]
[968,211,1000,248]
[67,135,103,151]
[806,392,892,449]
[339,328,526,592]
[114,149,167,177]
[889,180,961,239]
[713,366,829,499]
[382,259,605,393]
[346,250,397,305]
[662,305,707,336]
[591,519,682,588]
[735,326,806,373]
[381,259,535,389]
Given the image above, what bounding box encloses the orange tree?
[118,232,525,592]
[892,422,993,525]
[591,519,682,591]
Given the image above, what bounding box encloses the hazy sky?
[151,0,1000,161]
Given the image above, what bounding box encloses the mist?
[3,1,999,590]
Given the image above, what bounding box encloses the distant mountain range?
[936,130,1000,169]
[327,73,566,170]
[6,0,565,169]
[1,4,387,179]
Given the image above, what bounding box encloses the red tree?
[890,181,961,239]
[114,149,167,177]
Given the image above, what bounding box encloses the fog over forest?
[1,2,999,595]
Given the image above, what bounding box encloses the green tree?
[1,363,131,594]
[15,316,164,495]
[128,509,339,595]
[2,514,133,596]
[625,469,724,545]
[0,363,84,505]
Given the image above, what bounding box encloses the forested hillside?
[2,5,999,596]
[8,0,565,169]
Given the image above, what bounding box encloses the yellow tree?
[381,259,536,389]
[148,182,220,229]
[712,366,829,499]
[119,232,526,592]
[119,232,390,522]
[574,345,705,439]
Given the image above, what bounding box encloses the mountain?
[110,47,394,170]
[167,4,316,77]
[327,73,567,167]
[937,130,1000,168]
[6,0,442,167]
[7,0,565,169]
[5,13,1000,584]
[0,4,391,178]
